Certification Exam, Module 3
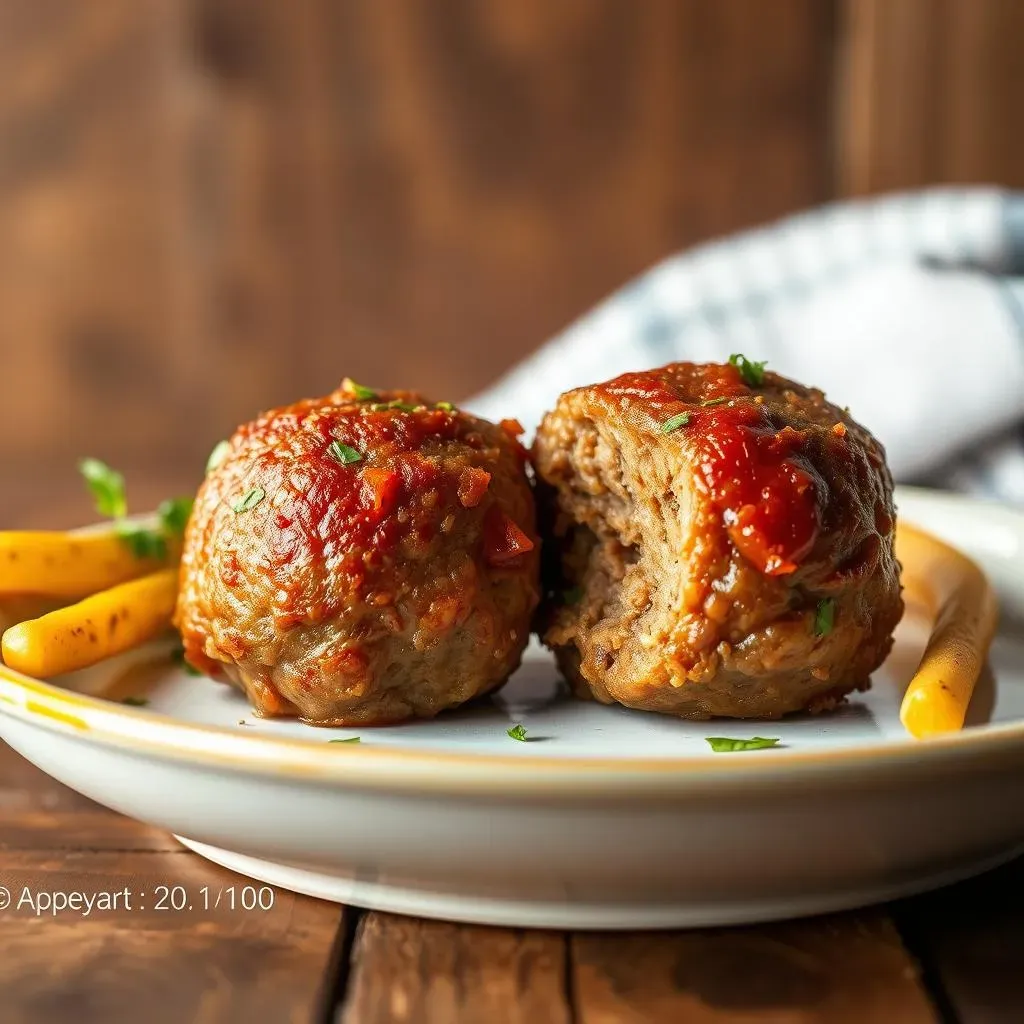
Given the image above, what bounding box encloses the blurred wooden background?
[1,0,1023,522]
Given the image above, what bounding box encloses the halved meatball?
[533,360,903,719]
[175,379,540,725]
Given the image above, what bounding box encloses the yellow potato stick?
[1,569,178,678]
[0,529,180,599]
[897,523,998,739]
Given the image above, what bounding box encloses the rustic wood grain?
[0,746,347,1024]
[338,912,571,1024]
[0,853,347,1024]
[839,0,1024,195]
[0,0,833,476]
[893,856,1024,1024]
[572,913,939,1023]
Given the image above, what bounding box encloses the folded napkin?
[468,188,1024,505]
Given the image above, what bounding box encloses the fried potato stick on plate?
[1,569,178,678]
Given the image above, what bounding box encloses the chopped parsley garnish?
[79,458,127,519]
[206,440,232,473]
[706,736,780,752]
[121,696,149,707]
[328,440,363,466]
[729,353,768,387]
[562,585,584,605]
[343,378,378,401]
[328,736,361,744]
[158,497,194,536]
[701,397,729,407]
[370,400,420,413]
[171,646,204,677]
[117,523,168,560]
[80,458,191,560]
[232,487,265,514]
[114,496,192,560]
[435,401,456,412]
[661,412,691,433]
[507,723,528,742]
[814,598,836,637]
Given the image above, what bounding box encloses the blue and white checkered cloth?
[468,188,1024,505]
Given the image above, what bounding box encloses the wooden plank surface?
[571,915,939,1024]
[893,855,1024,1024]
[838,0,1024,195]
[338,913,571,1024]
[334,908,941,1024]
[0,745,346,1024]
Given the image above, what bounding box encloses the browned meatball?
[175,379,540,725]
[533,360,903,719]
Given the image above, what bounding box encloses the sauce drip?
[600,364,820,575]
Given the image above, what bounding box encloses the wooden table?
[1,737,1023,1024]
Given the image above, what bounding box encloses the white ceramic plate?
[2,486,1024,929]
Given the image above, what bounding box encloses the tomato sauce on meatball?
[533,360,903,719]
[175,380,540,725]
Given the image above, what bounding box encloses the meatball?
[533,360,903,720]
[175,379,540,725]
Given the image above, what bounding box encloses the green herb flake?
[435,401,456,412]
[328,440,363,466]
[507,723,528,742]
[171,646,204,677]
[343,378,378,401]
[728,353,768,388]
[121,696,149,707]
[328,736,362,744]
[116,522,168,561]
[370,400,419,413]
[701,397,729,407]
[661,412,691,434]
[232,487,266,514]
[206,440,232,474]
[814,598,836,637]
[562,585,584,605]
[79,458,127,520]
[158,496,194,536]
[706,736,780,753]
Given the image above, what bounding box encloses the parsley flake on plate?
[171,646,204,677]
[507,724,528,742]
[328,736,362,744]
[728,353,768,387]
[706,736,780,753]
[121,696,149,707]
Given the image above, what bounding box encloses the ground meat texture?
[174,380,540,725]
[533,361,903,720]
